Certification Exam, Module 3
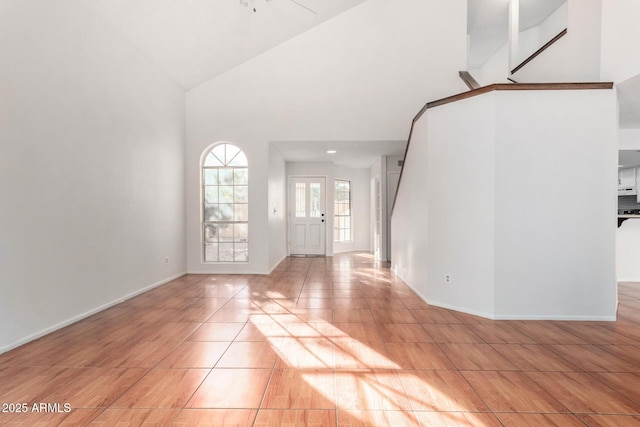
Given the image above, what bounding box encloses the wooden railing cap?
[415,82,614,122]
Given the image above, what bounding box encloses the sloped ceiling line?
[82,0,366,90]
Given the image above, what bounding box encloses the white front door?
[289,177,326,255]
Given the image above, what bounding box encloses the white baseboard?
[424,299,496,320]
[268,254,288,274]
[189,254,292,276]
[188,269,268,275]
[492,314,617,321]
[395,270,617,322]
[0,272,186,355]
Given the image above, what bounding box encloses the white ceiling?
[81,0,639,164]
[83,0,572,89]
[82,0,366,90]
[272,140,406,169]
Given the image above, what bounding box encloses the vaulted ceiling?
[82,0,367,90]
[81,0,639,148]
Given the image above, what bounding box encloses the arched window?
[202,143,248,262]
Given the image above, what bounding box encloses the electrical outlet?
[445,274,452,284]
[164,257,169,264]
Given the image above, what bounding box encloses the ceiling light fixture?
[327,150,337,154]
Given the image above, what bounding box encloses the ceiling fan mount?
[239,0,317,15]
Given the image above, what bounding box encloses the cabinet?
[618,168,637,196]
[619,168,636,187]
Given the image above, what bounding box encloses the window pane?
[212,145,227,165]
[295,183,306,217]
[218,168,233,185]
[204,205,218,222]
[218,204,233,221]
[310,183,321,217]
[235,243,248,261]
[234,204,248,221]
[225,145,240,164]
[218,224,234,242]
[219,243,234,261]
[234,169,248,185]
[206,204,233,221]
[204,169,218,185]
[234,186,248,203]
[204,153,223,167]
[204,243,218,261]
[204,224,219,243]
[229,151,248,167]
[219,186,233,203]
[204,186,218,204]
[235,223,248,242]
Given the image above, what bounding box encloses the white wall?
[391,119,431,298]
[517,26,542,66]
[601,0,640,84]
[470,45,510,86]
[392,88,617,320]
[471,0,573,86]
[185,0,467,273]
[537,1,569,43]
[493,89,617,319]
[286,162,370,256]
[426,95,497,318]
[474,0,598,85]
[392,95,497,318]
[0,0,186,352]
[513,0,602,82]
[619,129,640,150]
[268,145,287,270]
[517,1,568,65]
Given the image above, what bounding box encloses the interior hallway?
[0,252,639,426]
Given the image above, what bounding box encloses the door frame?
[288,175,328,256]
[387,171,401,261]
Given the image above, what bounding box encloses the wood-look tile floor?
[1,252,639,426]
